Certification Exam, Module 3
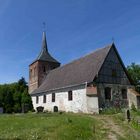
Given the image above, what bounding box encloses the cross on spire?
[112,37,115,43]
[43,22,46,31]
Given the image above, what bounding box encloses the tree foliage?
[127,63,140,93]
[0,77,33,113]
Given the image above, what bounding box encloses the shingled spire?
[41,31,48,52]
[36,31,60,63]
[29,31,60,94]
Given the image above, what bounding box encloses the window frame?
[105,87,111,100]
[34,66,36,76]
[43,66,46,73]
[30,69,32,78]
[121,89,127,99]
[52,93,55,102]
[36,96,39,104]
[68,90,73,101]
[43,95,46,103]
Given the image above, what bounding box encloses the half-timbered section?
[96,45,132,109]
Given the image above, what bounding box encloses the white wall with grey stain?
[31,85,99,114]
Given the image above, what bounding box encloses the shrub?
[131,103,137,112]
[131,118,140,130]
[13,104,21,113]
[5,104,13,113]
[100,107,122,115]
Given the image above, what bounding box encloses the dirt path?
[93,115,125,140]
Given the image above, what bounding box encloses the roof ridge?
[48,44,112,74]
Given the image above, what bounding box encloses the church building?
[29,32,140,113]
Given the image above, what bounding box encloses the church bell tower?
[29,32,60,94]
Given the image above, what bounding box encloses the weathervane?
[112,37,115,43]
[43,22,46,31]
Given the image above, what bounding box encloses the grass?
[97,108,140,140]
[1,111,140,140]
[0,113,107,140]
[109,112,140,140]
[100,107,123,115]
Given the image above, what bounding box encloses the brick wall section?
[29,61,39,93]
[29,60,60,94]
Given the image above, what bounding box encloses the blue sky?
[0,0,140,84]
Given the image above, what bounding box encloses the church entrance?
[53,106,58,112]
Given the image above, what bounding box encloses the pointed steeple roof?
[36,32,60,63]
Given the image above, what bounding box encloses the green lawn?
[0,113,107,140]
[103,111,140,140]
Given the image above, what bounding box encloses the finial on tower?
[112,37,115,43]
[43,22,46,32]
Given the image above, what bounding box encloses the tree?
[0,77,33,113]
[127,63,140,93]
[21,89,33,112]
[13,91,22,113]
[4,91,14,113]
[17,77,28,93]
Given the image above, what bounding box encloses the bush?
[131,118,140,130]
[13,104,21,113]
[5,104,13,113]
[100,107,122,115]
[131,103,137,112]
[36,106,44,113]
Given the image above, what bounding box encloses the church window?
[68,90,73,101]
[122,89,127,99]
[105,87,111,100]
[43,66,46,72]
[112,69,117,77]
[34,66,36,76]
[30,69,32,78]
[52,93,55,102]
[36,96,39,104]
[43,95,46,103]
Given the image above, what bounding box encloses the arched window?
[105,87,111,100]
[43,95,46,103]
[52,93,55,102]
[68,90,73,101]
[43,66,46,73]
[30,69,32,78]
[34,66,36,76]
[36,96,39,104]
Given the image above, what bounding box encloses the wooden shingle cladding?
[31,43,132,95]
[30,32,60,65]
[97,45,132,85]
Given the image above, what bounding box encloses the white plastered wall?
[31,85,99,114]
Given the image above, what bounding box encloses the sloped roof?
[31,44,112,95]
[31,32,60,65]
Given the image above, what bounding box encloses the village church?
[29,32,140,113]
